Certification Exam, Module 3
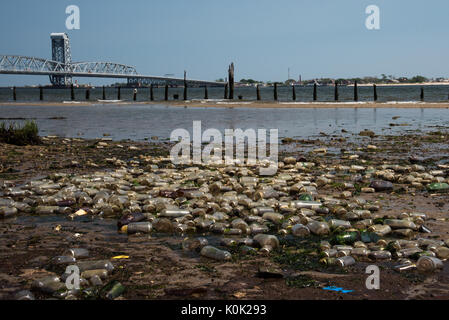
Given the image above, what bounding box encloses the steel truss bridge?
[0,34,223,87]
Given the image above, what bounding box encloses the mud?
[1,130,449,300]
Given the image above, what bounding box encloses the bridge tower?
[50,33,72,86]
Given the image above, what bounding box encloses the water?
[0,104,448,141]
[1,85,449,102]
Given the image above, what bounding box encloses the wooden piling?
[274,83,278,101]
[70,84,74,101]
[165,84,169,101]
[313,83,317,101]
[39,86,43,101]
[149,84,154,101]
[228,63,234,99]
[420,87,424,101]
[117,87,121,100]
[256,85,261,101]
[334,82,339,101]
[102,86,106,100]
[204,86,208,99]
[292,85,296,101]
[354,81,358,101]
[13,87,16,101]
[373,84,378,101]
[85,88,90,100]
[183,71,188,100]
[224,83,228,99]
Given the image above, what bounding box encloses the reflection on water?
[0,104,448,141]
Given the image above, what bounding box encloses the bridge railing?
[0,55,67,73]
[0,54,224,87]
[70,62,138,75]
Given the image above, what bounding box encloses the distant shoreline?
[2,82,449,89]
[347,82,449,87]
[2,100,449,109]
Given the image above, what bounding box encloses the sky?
[1,0,449,86]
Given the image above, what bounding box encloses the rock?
[0,206,18,218]
[283,157,296,165]
[409,155,425,164]
[152,218,174,233]
[257,266,284,278]
[359,130,375,137]
[14,290,35,300]
[436,246,449,260]
[369,180,393,192]
[313,148,327,154]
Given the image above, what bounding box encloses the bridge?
[0,33,224,87]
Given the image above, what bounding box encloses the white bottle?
[417,256,443,272]
[200,246,232,261]
[335,256,356,267]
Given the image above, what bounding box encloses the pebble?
[369,180,393,192]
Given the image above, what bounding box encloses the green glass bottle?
[298,193,314,201]
[427,182,449,193]
[105,281,125,300]
[361,231,380,243]
[334,231,359,245]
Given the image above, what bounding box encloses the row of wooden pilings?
[10,84,199,101]
[9,82,428,102]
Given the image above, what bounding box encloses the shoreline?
[2,100,449,109]
[348,82,449,87]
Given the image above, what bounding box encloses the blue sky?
[1,0,449,85]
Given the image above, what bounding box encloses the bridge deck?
[0,55,224,86]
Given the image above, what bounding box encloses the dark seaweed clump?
[0,121,40,146]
